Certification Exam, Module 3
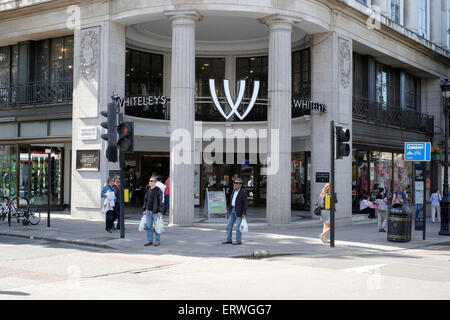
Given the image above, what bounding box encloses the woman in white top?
[429,188,442,223]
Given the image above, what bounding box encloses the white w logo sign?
[209,79,260,120]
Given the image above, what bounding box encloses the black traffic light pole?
[118,110,125,239]
[330,122,351,248]
[330,121,336,248]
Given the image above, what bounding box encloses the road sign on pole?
[405,142,431,162]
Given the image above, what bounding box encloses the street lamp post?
[440,79,450,236]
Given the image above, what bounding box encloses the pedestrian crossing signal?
[117,122,134,153]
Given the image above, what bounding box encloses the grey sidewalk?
[0,212,448,258]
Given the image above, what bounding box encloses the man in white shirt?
[155,175,166,204]
[222,178,248,245]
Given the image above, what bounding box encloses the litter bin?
[387,204,412,242]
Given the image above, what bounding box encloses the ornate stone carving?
[338,39,351,89]
[80,29,99,80]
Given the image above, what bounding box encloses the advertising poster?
[194,165,200,206]
[206,188,227,217]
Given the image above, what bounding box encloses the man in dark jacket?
[223,178,248,245]
[142,177,163,247]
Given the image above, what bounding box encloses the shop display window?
[0,145,17,199]
[393,153,412,199]
[370,152,393,198]
[291,152,310,210]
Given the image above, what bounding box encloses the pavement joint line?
[0,232,115,250]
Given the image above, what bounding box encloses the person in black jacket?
[222,178,248,245]
[142,177,163,247]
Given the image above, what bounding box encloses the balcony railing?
[352,97,434,134]
[0,81,73,108]
[124,94,313,122]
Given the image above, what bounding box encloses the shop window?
[291,152,310,210]
[393,153,412,199]
[125,49,163,97]
[0,145,18,199]
[370,151,393,198]
[29,147,63,206]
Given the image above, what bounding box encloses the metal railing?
[0,81,73,107]
[352,97,434,134]
[126,95,313,122]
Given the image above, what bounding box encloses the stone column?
[311,32,353,225]
[430,0,443,45]
[404,0,419,33]
[165,10,202,226]
[441,0,449,48]
[71,21,126,220]
[260,15,299,225]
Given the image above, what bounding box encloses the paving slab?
[0,212,448,258]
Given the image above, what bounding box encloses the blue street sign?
[404,142,431,161]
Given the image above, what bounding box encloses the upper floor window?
[236,56,268,99]
[448,0,450,48]
[292,49,311,99]
[196,57,225,97]
[0,45,18,88]
[375,62,401,108]
[403,73,421,112]
[49,36,73,84]
[390,0,401,24]
[125,49,163,97]
[418,0,428,38]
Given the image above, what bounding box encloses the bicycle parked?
[0,197,41,227]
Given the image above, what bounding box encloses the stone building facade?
[0,0,449,226]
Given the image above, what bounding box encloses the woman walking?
[142,177,163,247]
[319,183,331,244]
[375,188,389,232]
[429,188,442,223]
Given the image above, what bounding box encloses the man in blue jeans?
[222,178,248,245]
[142,177,163,247]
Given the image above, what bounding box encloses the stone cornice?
[0,0,95,21]
[320,0,450,64]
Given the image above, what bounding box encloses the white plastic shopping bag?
[239,217,248,233]
[138,215,147,232]
[155,216,165,234]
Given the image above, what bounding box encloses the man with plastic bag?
[222,178,248,245]
[142,177,164,247]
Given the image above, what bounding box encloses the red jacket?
[164,177,170,196]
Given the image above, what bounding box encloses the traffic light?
[100,102,118,162]
[335,126,350,159]
[117,121,134,153]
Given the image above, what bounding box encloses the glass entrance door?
[201,157,264,208]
